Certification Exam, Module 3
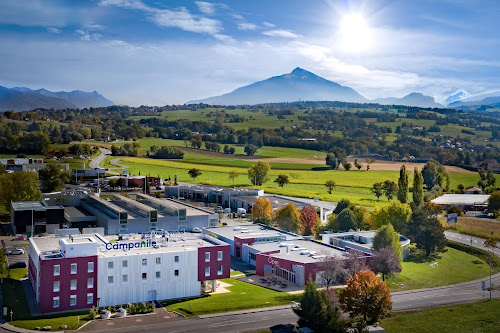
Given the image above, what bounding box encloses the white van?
[237,208,246,218]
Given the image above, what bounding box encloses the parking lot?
[2,238,29,267]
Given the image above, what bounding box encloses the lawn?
[386,246,492,291]
[163,278,300,316]
[380,300,500,333]
[11,312,89,331]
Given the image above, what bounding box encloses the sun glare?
[338,13,373,53]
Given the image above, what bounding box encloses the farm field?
[102,156,495,207]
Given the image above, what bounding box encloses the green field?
[387,247,492,291]
[163,278,300,316]
[380,300,500,333]
[103,156,495,207]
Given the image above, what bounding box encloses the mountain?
[450,96,500,108]
[187,67,368,105]
[373,92,443,108]
[1,86,114,111]
[445,91,470,105]
[0,86,77,111]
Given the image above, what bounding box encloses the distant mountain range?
[0,86,114,111]
[448,90,500,108]
[188,67,443,108]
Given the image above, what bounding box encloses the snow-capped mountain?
[445,91,470,105]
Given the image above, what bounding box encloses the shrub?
[446,206,463,216]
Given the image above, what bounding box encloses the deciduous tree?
[339,270,392,322]
[252,197,272,222]
[300,205,320,236]
[38,163,71,193]
[317,254,346,290]
[371,247,402,281]
[370,201,411,234]
[0,171,41,208]
[336,208,357,232]
[228,171,239,184]
[325,180,336,194]
[274,174,289,188]
[371,182,384,201]
[188,168,202,182]
[383,180,398,201]
[273,203,300,233]
[373,224,403,258]
[247,161,271,186]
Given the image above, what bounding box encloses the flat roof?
[85,194,127,214]
[11,201,62,211]
[431,194,490,206]
[31,233,224,258]
[172,184,261,193]
[249,239,350,263]
[136,195,214,217]
[205,223,301,241]
[64,206,95,218]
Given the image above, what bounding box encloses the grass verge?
[380,300,500,333]
[386,246,492,291]
[163,278,300,316]
[11,312,89,331]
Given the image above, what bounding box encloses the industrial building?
[322,231,411,259]
[430,194,490,210]
[164,184,263,207]
[28,233,230,313]
[12,190,219,236]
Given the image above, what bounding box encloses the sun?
[338,13,373,53]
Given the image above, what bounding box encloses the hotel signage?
[105,239,157,251]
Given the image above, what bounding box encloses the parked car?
[191,227,202,233]
[223,208,231,213]
[8,262,27,269]
[7,248,25,255]
[214,206,223,212]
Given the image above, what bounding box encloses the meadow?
[104,156,493,207]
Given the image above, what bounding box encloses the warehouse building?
[430,194,490,210]
[28,233,230,313]
[164,184,263,207]
[322,231,411,259]
[10,201,65,234]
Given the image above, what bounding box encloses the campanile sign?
[268,256,280,267]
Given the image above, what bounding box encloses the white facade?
[97,249,200,306]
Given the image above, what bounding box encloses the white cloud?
[238,22,258,31]
[47,27,62,34]
[195,1,216,15]
[101,0,225,38]
[262,22,275,28]
[84,24,106,31]
[76,29,102,41]
[262,29,301,39]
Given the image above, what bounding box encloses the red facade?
[234,236,254,260]
[197,244,231,281]
[37,255,98,313]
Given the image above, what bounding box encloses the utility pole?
[31,209,34,238]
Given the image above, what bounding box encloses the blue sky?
[1,0,500,105]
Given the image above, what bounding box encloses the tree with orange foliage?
[252,197,272,223]
[339,270,392,322]
[300,205,320,236]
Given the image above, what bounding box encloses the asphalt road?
[445,231,497,254]
[89,148,111,169]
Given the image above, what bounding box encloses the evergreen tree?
[397,164,409,203]
[413,167,424,206]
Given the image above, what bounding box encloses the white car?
[7,248,25,255]
[192,228,202,233]
[223,208,231,213]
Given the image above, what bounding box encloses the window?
[108,276,113,284]
[71,263,77,274]
[142,259,147,266]
[174,269,179,277]
[249,252,256,261]
[53,265,60,276]
[142,273,147,280]
[217,265,223,275]
[205,266,210,277]
[205,252,210,262]
[108,261,113,269]
[156,271,161,279]
[217,251,223,261]
[53,297,59,308]
[156,257,161,264]
[87,293,93,304]
[53,281,60,292]
[88,262,94,273]
[70,279,77,291]
[87,278,94,288]
[70,295,77,306]
[174,256,179,263]
[122,274,128,282]
[122,260,128,268]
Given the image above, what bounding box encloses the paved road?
[445,231,497,254]
[89,148,111,169]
